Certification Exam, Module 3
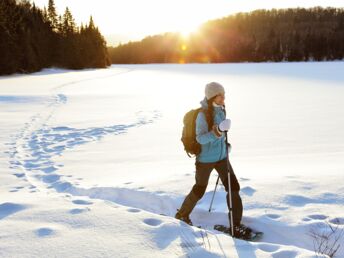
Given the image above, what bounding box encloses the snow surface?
[1,62,344,257]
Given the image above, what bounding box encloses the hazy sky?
[32,0,344,46]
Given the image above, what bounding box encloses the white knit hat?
[205,82,225,100]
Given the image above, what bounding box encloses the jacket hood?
[200,96,208,110]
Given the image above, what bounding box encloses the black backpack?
[181,107,203,157]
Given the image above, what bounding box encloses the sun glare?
[178,23,202,40]
[179,29,192,39]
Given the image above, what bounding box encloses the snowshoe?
[214,224,263,241]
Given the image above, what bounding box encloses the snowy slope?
[1,62,344,257]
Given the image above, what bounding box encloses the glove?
[218,119,231,132]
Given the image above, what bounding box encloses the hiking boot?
[175,191,199,226]
[175,210,193,226]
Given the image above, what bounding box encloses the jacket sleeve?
[195,112,220,144]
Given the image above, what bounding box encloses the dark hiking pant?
[178,157,243,226]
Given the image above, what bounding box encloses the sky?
[32,0,344,46]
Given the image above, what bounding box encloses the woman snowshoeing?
[175,82,252,240]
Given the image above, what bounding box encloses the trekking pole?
[208,175,220,212]
[225,130,235,237]
[208,142,231,212]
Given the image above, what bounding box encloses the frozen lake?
[0,62,343,257]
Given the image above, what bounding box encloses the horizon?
[31,0,344,47]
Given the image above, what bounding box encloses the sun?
[179,29,192,39]
[178,23,202,39]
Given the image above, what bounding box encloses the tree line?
[0,0,110,75]
[108,7,344,64]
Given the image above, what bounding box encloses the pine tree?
[0,0,109,75]
[42,6,49,23]
[47,0,58,31]
[88,15,95,30]
[57,14,63,33]
[62,7,76,35]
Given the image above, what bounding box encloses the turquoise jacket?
[196,97,227,163]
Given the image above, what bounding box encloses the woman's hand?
[212,124,223,138]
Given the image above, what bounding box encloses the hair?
[204,95,226,131]
[205,96,216,131]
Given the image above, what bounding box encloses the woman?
[175,82,251,239]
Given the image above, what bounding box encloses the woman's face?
[213,93,225,106]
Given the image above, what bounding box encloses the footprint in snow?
[329,217,344,225]
[143,218,162,226]
[156,191,165,195]
[72,199,93,205]
[271,250,298,258]
[127,208,141,213]
[240,186,256,196]
[307,214,328,220]
[266,214,281,219]
[0,202,27,219]
[69,208,90,214]
[35,227,55,237]
[12,173,25,178]
[257,243,280,252]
